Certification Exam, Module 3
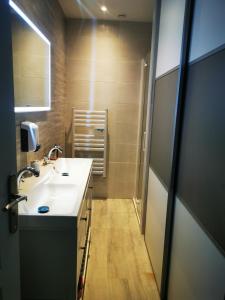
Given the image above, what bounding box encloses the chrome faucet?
[17,166,40,187]
[47,145,63,161]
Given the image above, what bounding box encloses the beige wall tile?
[109,162,137,184]
[118,22,152,41]
[65,19,151,199]
[67,80,91,103]
[110,103,140,125]
[109,122,139,144]
[93,81,116,110]
[109,142,137,163]
[119,38,151,61]
[66,36,93,60]
[93,177,109,199]
[66,59,92,81]
[116,82,141,105]
[107,162,137,198]
[95,37,121,61]
[116,61,142,83]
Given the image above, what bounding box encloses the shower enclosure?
[135,54,150,224]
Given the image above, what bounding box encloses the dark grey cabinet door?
[0,0,21,299]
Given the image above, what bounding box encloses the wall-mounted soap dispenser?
[21,121,41,152]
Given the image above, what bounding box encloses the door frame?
[134,54,150,224]
[0,0,21,299]
[140,0,161,234]
[160,0,195,298]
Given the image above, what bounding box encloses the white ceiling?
[58,0,154,22]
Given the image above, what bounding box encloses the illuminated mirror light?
[9,0,51,113]
[14,107,51,113]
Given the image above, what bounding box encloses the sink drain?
[38,206,49,214]
[62,172,69,176]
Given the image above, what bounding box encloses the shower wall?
[65,19,151,199]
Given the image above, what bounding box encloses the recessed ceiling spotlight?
[100,5,107,12]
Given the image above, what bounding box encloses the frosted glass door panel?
[189,0,225,62]
[156,0,186,78]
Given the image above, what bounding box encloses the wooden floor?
[84,199,160,300]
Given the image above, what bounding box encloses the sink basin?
[19,183,78,216]
[18,158,92,217]
[45,173,76,185]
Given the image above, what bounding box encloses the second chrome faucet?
[43,144,63,165]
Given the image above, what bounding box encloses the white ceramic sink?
[18,158,93,217]
[19,183,78,216]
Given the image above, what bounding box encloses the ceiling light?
[100,5,107,12]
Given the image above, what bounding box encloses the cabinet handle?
[80,246,86,250]
[81,217,87,221]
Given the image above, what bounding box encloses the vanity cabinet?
[77,175,93,292]
[19,169,93,300]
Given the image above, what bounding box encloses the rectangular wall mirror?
[10,0,51,113]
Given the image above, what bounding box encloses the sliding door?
[168,0,225,299]
[145,0,186,289]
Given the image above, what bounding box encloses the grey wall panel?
[189,0,225,63]
[150,69,178,188]
[168,198,225,300]
[156,0,186,78]
[177,49,225,252]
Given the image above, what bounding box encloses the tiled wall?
[65,19,151,199]
[14,0,65,170]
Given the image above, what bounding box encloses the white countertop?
[18,158,93,217]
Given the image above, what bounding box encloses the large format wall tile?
[66,19,151,198]
[109,142,137,164]
[108,162,137,199]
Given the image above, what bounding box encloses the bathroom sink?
[18,158,93,300]
[19,183,78,216]
[45,173,76,185]
[18,158,92,217]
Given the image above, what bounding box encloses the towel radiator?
[72,109,108,177]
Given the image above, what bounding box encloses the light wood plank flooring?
[84,199,160,300]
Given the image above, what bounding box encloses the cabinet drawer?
[77,202,87,281]
[77,244,84,287]
[78,204,87,248]
[76,174,93,289]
